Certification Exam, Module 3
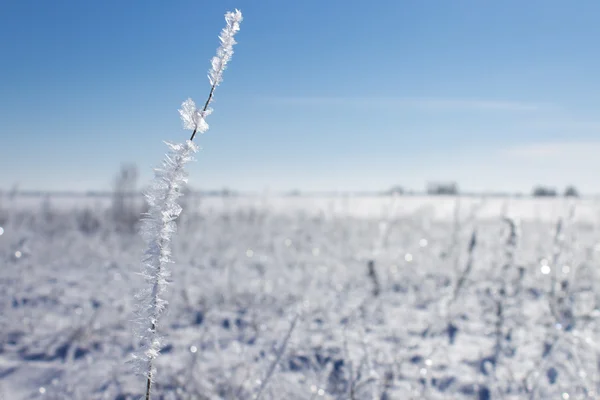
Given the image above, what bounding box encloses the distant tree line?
[384,182,581,197]
[427,182,459,195]
[532,185,579,197]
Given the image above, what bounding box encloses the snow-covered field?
[1,194,600,399]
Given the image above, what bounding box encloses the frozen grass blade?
[132,140,198,399]
[131,9,242,400]
[254,314,299,400]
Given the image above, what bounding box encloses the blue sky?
[2,0,600,194]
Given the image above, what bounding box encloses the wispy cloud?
[511,119,600,133]
[260,96,550,112]
[503,141,600,158]
[399,98,545,111]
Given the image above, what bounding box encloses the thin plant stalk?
[255,314,299,400]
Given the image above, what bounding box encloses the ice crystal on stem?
[184,9,242,141]
[209,9,243,88]
[179,98,211,132]
[132,140,198,381]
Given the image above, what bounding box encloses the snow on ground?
[1,194,599,399]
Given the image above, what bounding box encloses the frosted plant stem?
[146,179,174,400]
[343,328,356,400]
[493,217,519,371]
[189,85,215,141]
[255,314,299,400]
[140,145,196,400]
[145,376,151,400]
[133,10,242,400]
[449,229,478,308]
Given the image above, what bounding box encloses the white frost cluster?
[209,9,243,87]
[178,98,212,133]
[132,140,198,377]
[179,9,242,133]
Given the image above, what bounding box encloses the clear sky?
[2,0,600,194]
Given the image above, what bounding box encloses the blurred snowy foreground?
[1,194,600,399]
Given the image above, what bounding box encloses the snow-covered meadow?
[1,194,600,399]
